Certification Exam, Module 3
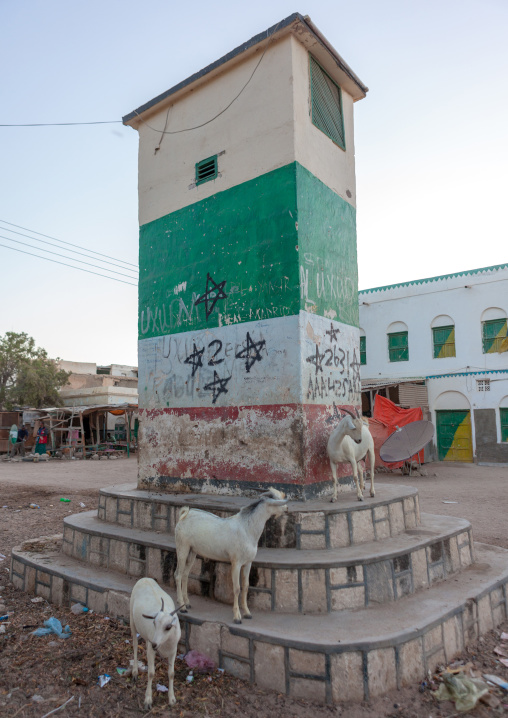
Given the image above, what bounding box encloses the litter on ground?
[32,616,72,639]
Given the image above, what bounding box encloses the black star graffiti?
[235,332,266,373]
[203,370,232,404]
[325,323,340,343]
[194,272,228,320]
[184,342,205,377]
[306,345,325,375]
[325,402,342,425]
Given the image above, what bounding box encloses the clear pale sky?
[1,0,506,367]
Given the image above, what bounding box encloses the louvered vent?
[195,155,218,185]
[310,56,345,149]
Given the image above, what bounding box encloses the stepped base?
[62,510,474,613]
[98,482,421,549]
[10,540,508,704]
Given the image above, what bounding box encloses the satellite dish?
[379,420,434,464]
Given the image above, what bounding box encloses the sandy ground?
[0,457,507,717]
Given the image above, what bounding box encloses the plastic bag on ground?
[184,650,216,673]
[32,616,72,639]
[432,673,490,712]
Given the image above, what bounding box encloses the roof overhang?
[361,378,426,391]
[123,12,368,128]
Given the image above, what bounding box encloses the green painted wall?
[296,163,358,327]
[138,162,358,340]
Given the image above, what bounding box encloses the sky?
[1,0,507,367]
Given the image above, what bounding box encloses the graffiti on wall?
[138,312,360,410]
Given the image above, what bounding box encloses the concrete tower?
[124,13,368,498]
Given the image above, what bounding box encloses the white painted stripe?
[138,311,360,410]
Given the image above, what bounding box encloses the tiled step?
[62,510,474,613]
[98,482,421,549]
[10,540,508,704]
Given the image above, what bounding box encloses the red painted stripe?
[139,403,358,487]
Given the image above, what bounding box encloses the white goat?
[175,488,288,624]
[327,408,375,502]
[130,577,183,709]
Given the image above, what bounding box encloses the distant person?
[35,421,49,455]
[13,424,28,457]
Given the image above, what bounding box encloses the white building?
[359,263,508,463]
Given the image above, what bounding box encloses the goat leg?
[330,460,338,503]
[144,642,155,710]
[351,459,364,501]
[368,446,376,497]
[240,562,252,619]
[167,642,177,706]
[231,560,242,624]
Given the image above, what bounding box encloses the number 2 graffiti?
[183,330,266,403]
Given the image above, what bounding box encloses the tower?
[124,13,368,498]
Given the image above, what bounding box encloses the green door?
[436,410,473,462]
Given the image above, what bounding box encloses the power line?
[0,234,137,279]
[134,20,282,138]
[0,219,137,268]
[0,121,121,127]
[0,242,137,287]
[1,226,138,274]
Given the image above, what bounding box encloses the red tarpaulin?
[368,395,423,470]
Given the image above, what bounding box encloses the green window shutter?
[501,408,508,442]
[433,326,456,358]
[360,336,366,365]
[482,318,507,353]
[310,56,345,150]
[195,155,218,186]
[388,331,409,362]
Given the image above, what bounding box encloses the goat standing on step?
[175,488,288,624]
[327,408,375,502]
[130,577,183,709]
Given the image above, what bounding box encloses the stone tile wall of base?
[10,553,508,704]
[60,525,475,613]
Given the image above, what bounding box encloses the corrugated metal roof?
[361,377,425,390]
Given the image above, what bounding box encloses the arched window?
[387,321,408,362]
[431,315,456,358]
[481,308,507,354]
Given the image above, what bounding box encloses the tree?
[0,331,70,409]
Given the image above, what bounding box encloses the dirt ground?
[1,457,507,717]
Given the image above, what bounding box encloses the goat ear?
[161,597,165,612]
[142,613,156,620]
[267,499,288,506]
[170,604,186,616]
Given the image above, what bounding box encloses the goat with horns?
[327,407,376,502]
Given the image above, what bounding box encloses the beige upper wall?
[136,32,358,227]
[137,36,296,226]
[291,36,357,208]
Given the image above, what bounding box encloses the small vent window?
[310,56,345,150]
[477,379,491,392]
[195,155,218,186]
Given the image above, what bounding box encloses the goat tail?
[177,506,191,523]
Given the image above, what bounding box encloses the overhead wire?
[0,226,137,274]
[0,242,137,286]
[133,20,282,138]
[0,121,121,127]
[0,219,137,268]
[0,234,137,279]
